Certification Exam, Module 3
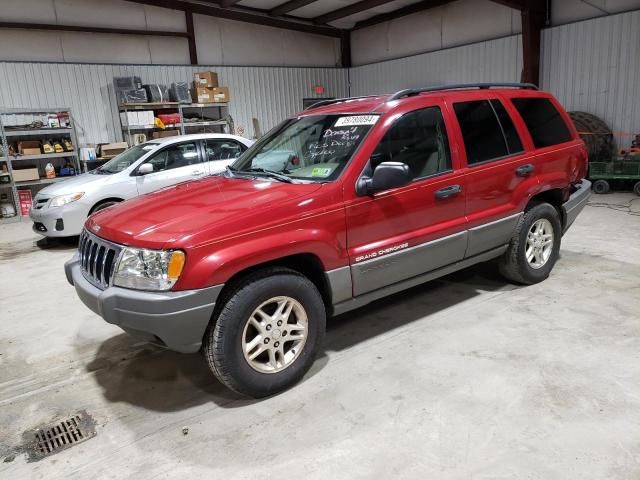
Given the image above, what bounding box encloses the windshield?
[232,114,379,182]
[92,144,156,174]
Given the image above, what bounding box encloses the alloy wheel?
[525,218,554,269]
[242,296,308,374]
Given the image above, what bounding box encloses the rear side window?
[511,97,572,148]
[454,100,511,165]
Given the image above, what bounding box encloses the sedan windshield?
[232,114,379,182]
[92,144,157,174]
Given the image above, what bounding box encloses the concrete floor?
[0,193,639,479]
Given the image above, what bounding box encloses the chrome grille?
[78,229,122,289]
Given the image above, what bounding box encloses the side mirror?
[357,161,410,195]
[137,163,154,175]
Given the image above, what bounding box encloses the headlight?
[113,247,185,291]
[50,192,84,208]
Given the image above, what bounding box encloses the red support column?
[185,10,198,65]
[521,0,547,85]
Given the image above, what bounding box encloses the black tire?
[90,200,120,215]
[203,267,326,397]
[592,179,610,194]
[568,111,616,162]
[633,181,640,196]
[499,203,562,285]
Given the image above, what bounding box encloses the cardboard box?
[120,111,138,126]
[151,130,180,139]
[120,111,154,126]
[194,71,218,88]
[140,110,155,126]
[193,87,215,104]
[211,86,230,103]
[12,167,40,182]
[18,141,42,156]
[100,142,128,157]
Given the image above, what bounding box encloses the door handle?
[434,185,462,199]
[515,164,534,177]
[191,170,204,176]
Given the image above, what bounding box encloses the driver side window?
[371,107,451,181]
[142,142,200,173]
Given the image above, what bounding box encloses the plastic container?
[45,163,56,179]
[120,88,148,104]
[57,112,71,128]
[157,113,181,125]
[143,84,170,103]
[170,82,191,103]
[47,114,60,128]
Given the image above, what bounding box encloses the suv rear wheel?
[203,268,326,397]
[499,203,561,285]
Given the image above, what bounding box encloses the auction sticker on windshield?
[311,167,332,177]
[334,115,379,127]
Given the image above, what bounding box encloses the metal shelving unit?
[0,107,80,222]
[182,103,233,135]
[119,102,232,145]
[5,128,74,137]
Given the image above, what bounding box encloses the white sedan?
[30,133,254,237]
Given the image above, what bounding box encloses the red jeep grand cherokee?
[65,83,591,397]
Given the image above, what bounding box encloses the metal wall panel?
[541,10,640,149]
[350,35,523,96]
[3,8,637,150]
[0,62,348,145]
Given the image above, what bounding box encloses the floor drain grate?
[25,410,97,460]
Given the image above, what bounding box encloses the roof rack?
[387,82,538,101]
[304,95,380,111]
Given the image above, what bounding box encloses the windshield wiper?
[244,168,293,183]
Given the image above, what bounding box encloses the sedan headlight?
[113,247,185,291]
[50,192,84,208]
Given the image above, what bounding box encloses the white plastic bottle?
[45,163,56,179]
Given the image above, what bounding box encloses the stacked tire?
[568,111,616,163]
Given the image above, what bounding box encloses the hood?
[86,176,323,249]
[36,172,111,197]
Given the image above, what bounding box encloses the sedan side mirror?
[137,163,154,175]
[357,161,410,195]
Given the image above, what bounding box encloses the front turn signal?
[167,251,186,281]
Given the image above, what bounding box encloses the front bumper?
[562,179,592,233]
[30,201,88,237]
[65,254,222,353]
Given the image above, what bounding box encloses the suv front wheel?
[203,268,326,397]
[499,202,562,285]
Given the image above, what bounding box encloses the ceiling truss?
[0,0,547,82]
